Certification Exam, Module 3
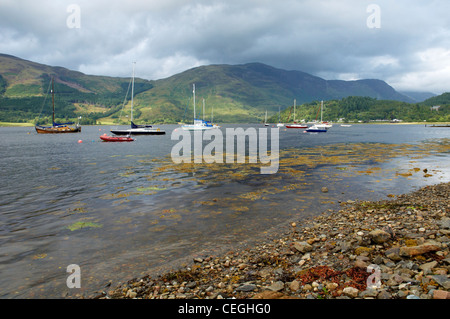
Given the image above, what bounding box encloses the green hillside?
[271,95,450,124]
[130,62,416,124]
[1,53,447,125]
[0,54,152,124]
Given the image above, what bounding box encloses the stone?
[126,289,137,298]
[419,261,438,272]
[342,287,359,298]
[326,282,338,291]
[340,241,352,253]
[438,217,450,229]
[385,247,402,261]
[360,288,379,298]
[399,244,441,257]
[369,229,391,244]
[432,275,450,290]
[443,257,450,265]
[267,281,284,292]
[433,290,450,299]
[293,241,313,253]
[289,280,300,292]
[377,290,392,299]
[186,281,197,289]
[354,259,368,268]
[236,283,257,292]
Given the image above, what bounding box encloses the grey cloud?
[1,0,449,93]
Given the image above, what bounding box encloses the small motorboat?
[305,125,327,133]
[100,134,134,142]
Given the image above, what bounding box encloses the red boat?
[100,134,134,142]
[285,123,308,129]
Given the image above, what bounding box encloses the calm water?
[0,124,449,298]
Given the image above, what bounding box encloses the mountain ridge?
[0,53,445,124]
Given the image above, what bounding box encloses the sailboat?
[314,100,332,129]
[264,110,269,126]
[181,84,215,131]
[306,101,328,132]
[286,99,307,129]
[35,78,81,134]
[276,106,284,127]
[110,63,165,135]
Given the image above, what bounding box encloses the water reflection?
[0,125,449,298]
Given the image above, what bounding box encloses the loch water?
[0,124,449,298]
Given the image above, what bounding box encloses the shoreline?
[1,122,450,127]
[93,182,449,300]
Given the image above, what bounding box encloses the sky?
[1,0,449,94]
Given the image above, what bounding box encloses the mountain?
[0,53,153,124]
[0,53,151,96]
[400,91,437,102]
[420,92,450,106]
[132,62,415,123]
[0,54,426,124]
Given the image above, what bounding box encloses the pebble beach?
[94,182,449,300]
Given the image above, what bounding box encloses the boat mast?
[321,100,323,123]
[51,78,55,126]
[293,99,296,123]
[131,62,135,122]
[203,98,205,121]
[193,83,196,121]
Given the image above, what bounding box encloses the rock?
[267,281,284,292]
[326,282,338,291]
[438,217,450,229]
[236,283,257,292]
[399,244,441,257]
[385,247,402,261]
[339,241,352,253]
[377,290,392,299]
[433,290,450,299]
[419,261,438,272]
[289,280,300,292]
[125,289,137,298]
[369,229,391,244]
[360,288,379,298]
[432,275,450,290]
[293,241,313,253]
[354,259,368,269]
[186,281,197,289]
[342,287,359,298]
[238,263,248,270]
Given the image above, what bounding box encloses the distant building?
[431,105,441,111]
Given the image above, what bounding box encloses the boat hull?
[110,128,165,135]
[100,135,134,142]
[305,125,328,132]
[286,124,308,129]
[181,125,216,131]
[35,125,81,134]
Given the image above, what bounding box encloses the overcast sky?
[1,0,449,94]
